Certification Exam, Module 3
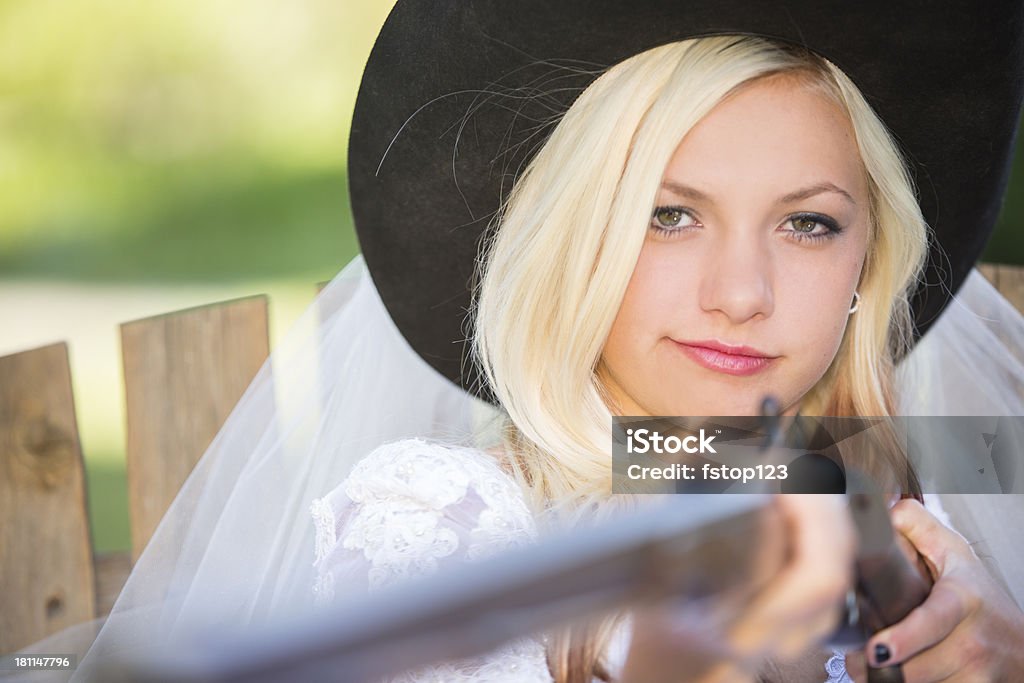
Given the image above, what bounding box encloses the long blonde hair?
[471,35,927,681]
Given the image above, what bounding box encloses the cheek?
[604,248,691,361]
[614,247,694,335]
[775,258,861,368]
[804,310,849,370]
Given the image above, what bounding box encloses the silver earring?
[849,291,861,314]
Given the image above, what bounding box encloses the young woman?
[310,31,1024,683]
[22,3,1023,683]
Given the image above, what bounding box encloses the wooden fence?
[2,265,1023,655]
[1,294,270,654]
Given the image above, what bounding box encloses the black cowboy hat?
[348,0,1024,404]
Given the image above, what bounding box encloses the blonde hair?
[471,35,927,681]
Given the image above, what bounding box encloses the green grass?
[0,163,360,284]
[84,455,131,554]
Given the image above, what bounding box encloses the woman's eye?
[792,216,820,233]
[783,213,842,242]
[648,208,841,241]
[650,206,699,234]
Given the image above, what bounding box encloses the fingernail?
[874,643,891,665]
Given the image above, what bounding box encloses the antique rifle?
[110,400,930,683]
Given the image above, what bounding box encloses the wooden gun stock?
[849,490,932,683]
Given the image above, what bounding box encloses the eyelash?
[649,206,844,243]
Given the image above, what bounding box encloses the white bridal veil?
[5,254,1024,682]
[4,253,501,682]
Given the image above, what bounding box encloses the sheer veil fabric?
[5,255,1024,681]
[4,254,503,682]
[896,269,1024,606]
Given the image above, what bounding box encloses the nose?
[698,234,774,323]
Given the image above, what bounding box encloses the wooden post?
[979,262,1024,311]
[120,296,269,562]
[0,343,95,653]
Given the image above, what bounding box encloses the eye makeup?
[779,212,844,243]
[648,205,844,243]
[649,205,701,238]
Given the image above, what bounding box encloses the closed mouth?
[674,339,777,359]
[672,339,779,376]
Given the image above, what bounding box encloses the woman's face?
[598,74,870,417]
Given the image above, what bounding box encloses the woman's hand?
[845,498,1024,682]
[620,494,857,683]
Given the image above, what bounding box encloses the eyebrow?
[660,180,857,206]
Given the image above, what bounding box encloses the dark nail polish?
[874,643,891,665]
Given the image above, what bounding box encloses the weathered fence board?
[0,343,95,653]
[94,550,133,620]
[120,295,269,562]
[980,262,1024,311]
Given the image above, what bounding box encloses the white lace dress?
[309,437,853,683]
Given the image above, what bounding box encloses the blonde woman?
[26,3,1024,683]
[308,12,1024,683]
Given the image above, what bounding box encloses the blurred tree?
[984,121,1024,264]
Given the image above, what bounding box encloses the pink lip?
[673,339,779,376]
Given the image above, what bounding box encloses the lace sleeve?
[309,438,554,682]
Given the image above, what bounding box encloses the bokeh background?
[1,0,1022,554]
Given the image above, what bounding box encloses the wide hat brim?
[349,0,1024,405]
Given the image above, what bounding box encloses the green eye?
[654,207,684,227]
[792,216,819,233]
[783,213,843,243]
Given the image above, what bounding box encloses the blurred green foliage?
[0,0,397,283]
[983,126,1024,264]
[0,0,1021,284]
